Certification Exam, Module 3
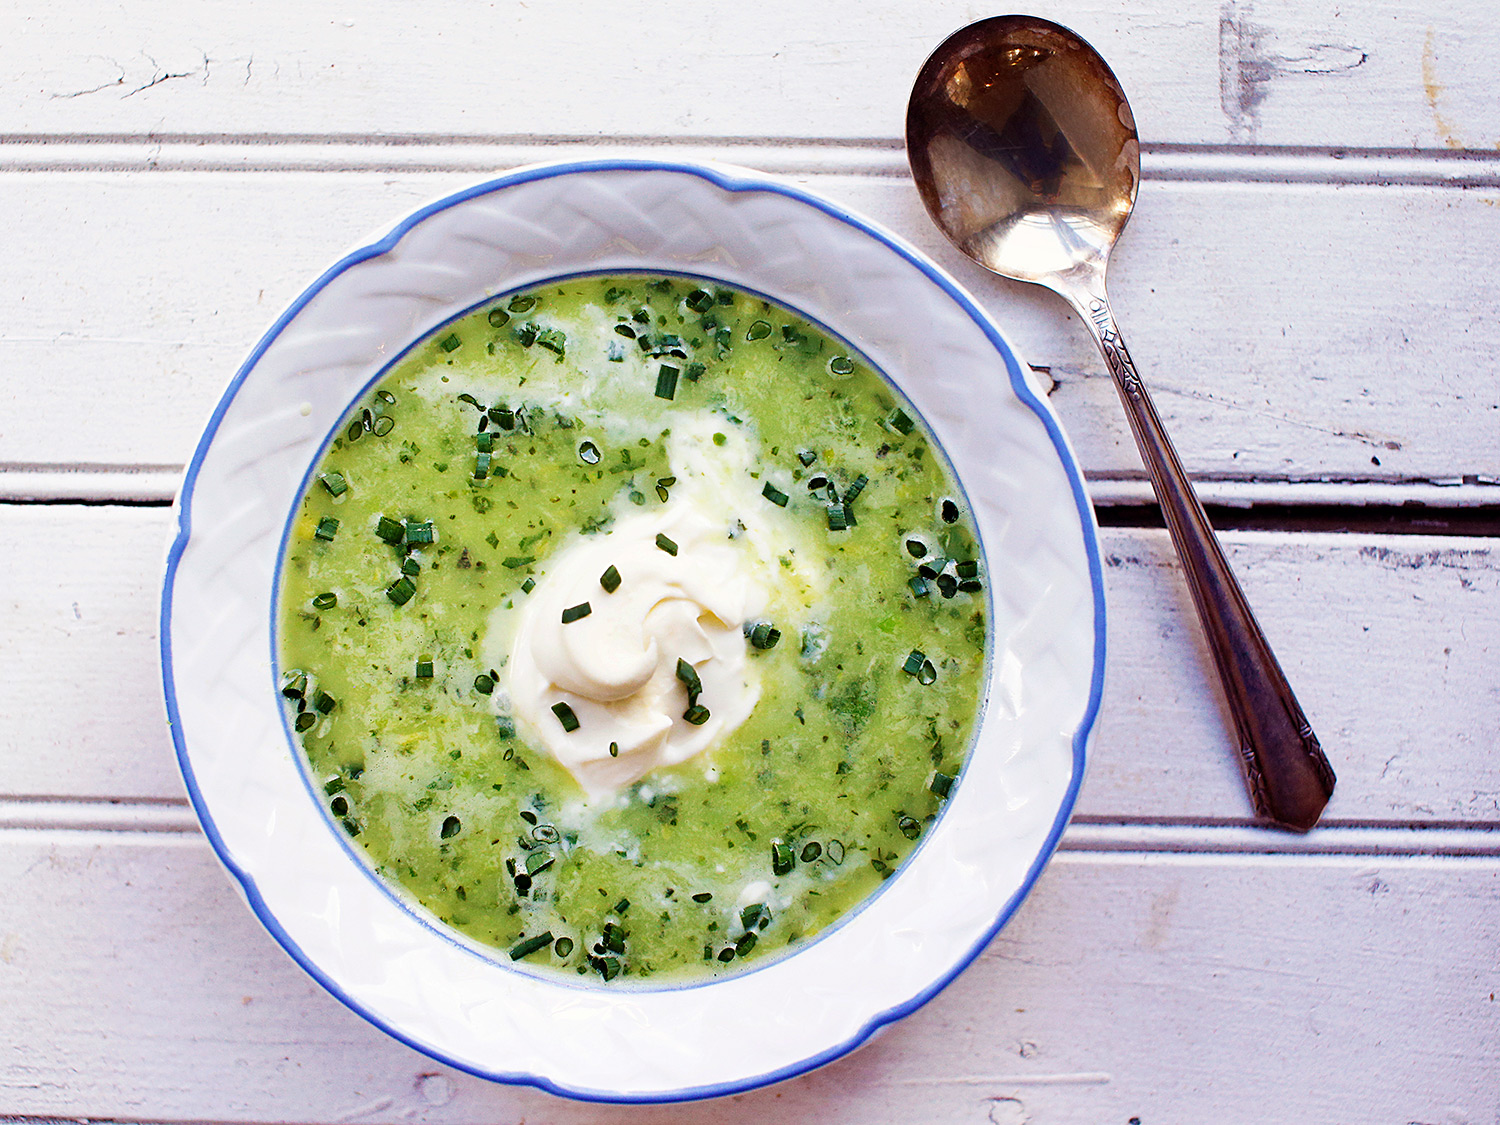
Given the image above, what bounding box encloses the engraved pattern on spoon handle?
[1069,284,1336,831]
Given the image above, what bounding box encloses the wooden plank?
[0,832,1494,1121]
[3,507,1495,825]
[3,1,1498,149]
[2,171,1499,481]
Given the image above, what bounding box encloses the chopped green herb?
[520,577,536,594]
[312,592,337,610]
[684,362,705,382]
[886,408,914,435]
[313,690,336,714]
[898,815,922,840]
[474,673,496,694]
[508,295,537,314]
[440,814,461,838]
[474,451,491,479]
[438,332,462,353]
[502,556,535,569]
[826,503,852,531]
[762,482,789,507]
[747,622,781,650]
[654,364,680,400]
[675,658,702,701]
[314,516,340,542]
[941,498,961,523]
[905,538,928,558]
[385,576,416,605]
[797,449,817,467]
[295,712,316,732]
[600,564,621,593]
[372,415,395,437]
[375,516,404,543]
[561,602,592,624]
[509,931,554,961]
[655,533,678,556]
[400,557,420,577]
[551,701,580,732]
[908,575,932,598]
[404,520,434,545]
[903,650,927,677]
[683,703,711,726]
[281,671,307,699]
[609,741,619,757]
[801,841,823,862]
[554,936,575,957]
[930,771,955,799]
[956,560,979,578]
[771,841,794,876]
[415,656,434,679]
[692,892,713,903]
[320,472,347,497]
[579,440,601,465]
[746,320,772,341]
[487,307,510,328]
[476,431,495,453]
[829,355,855,375]
[843,474,868,503]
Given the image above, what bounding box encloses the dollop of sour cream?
[503,414,819,796]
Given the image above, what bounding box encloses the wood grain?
[1,170,1498,481]
[4,507,1493,826]
[3,1,1498,149]
[0,832,1494,1122]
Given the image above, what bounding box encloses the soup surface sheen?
[279,274,987,982]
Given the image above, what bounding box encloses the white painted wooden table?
[3,3,1497,1121]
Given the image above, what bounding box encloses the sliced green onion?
[502,555,535,569]
[684,362,705,382]
[905,538,928,558]
[800,841,823,862]
[903,650,927,677]
[740,903,768,930]
[439,814,461,839]
[956,560,979,578]
[602,921,626,953]
[474,451,491,479]
[761,482,789,507]
[320,472,348,497]
[314,690,336,714]
[746,320,772,341]
[579,440,601,465]
[280,671,307,698]
[717,947,736,963]
[561,602,592,624]
[508,295,536,313]
[797,449,817,467]
[536,327,566,357]
[487,307,510,328]
[937,574,959,599]
[509,931,554,961]
[294,712,316,732]
[692,891,713,903]
[654,364,680,400]
[917,556,949,580]
[385,576,416,605]
[898,815,922,840]
[600,564,621,593]
[919,659,938,685]
[686,289,714,313]
[533,823,561,844]
[345,421,363,443]
[748,622,781,650]
[609,741,619,757]
[655,533,678,556]
[438,332,461,353]
[826,503,852,531]
[771,841,794,876]
[829,355,855,375]
[372,415,395,437]
[415,656,433,679]
[554,936,575,957]
[476,431,495,453]
[930,771,955,799]
[491,406,516,430]
[843,473,868,503]
[613,322,636,339]
[457,392,480,407]
[314,516,340,542]
[400,557,420,577]
[908,575,932,598]
[683,703,711,726]
[520,577,536,594]
[525,850,554,875]
[375,516,404,543]
[551,701,580,732]
[941,499,960,523]
[735,931,758,955]
[886,407,914,435]
[404,520,434,546]
[312,592,337,610]
[676,658,702,700]
[959,578,984,593]
[474,673,495,694]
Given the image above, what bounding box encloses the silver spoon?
[906,15,1335,831]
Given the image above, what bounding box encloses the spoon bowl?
[907,17,1336,831]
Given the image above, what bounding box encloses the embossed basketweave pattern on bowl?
[162,161,1104,1103]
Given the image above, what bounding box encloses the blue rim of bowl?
[271,265,994,990]
[159,158,1108,1104]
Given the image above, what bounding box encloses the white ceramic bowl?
[160,160,1105,1103]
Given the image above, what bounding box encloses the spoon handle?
[1067,284,1335,831]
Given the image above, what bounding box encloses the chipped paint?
[1220,1,1366,141]
[1422,27,1463,150]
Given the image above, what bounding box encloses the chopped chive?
[314,516,340,542]
[487,307,511,328]
[735,931,758,955]
[438,332,461,353]
[886,408,914,435]
[748,622,781,650]
[829,355,855,375]
[903,650,927,677]
[956,560,979,578]
[415,656,433,679]
[740,903,768,930]
[676,658,702,700]
[551,702,580,732]
[684,362,705,382]
[385,576,416,605]
[654,364,680,400]
[294,712,316,732]
[525,851,554,875]
[491,406,516,430]
[826,503,852,532]
[323,776,345,795]
[761,482,789,507]
[919,659,938,685]
[532,823,561,844]
[311,592,337,610]
[579,440,601,465]
[937,573,959,599]
[899,815,922,840]
[686,289,714,313]
[602,921,626,953]
[597,956,622,980]
[692,891,713,903]
[375,516,404,543]
[908,575,932,598]
[917,555,949,580]
[320,472,348,497]
[520,577,536,594]
[959,578,984,593]
[401,557,420,577]
[496,715,516,738]
[280,671,307,698]
[941,499,961,523]
[600,564,621,593]
[508,295,537,313]
[346,421,362,442]
[613,897,631,914]
[746,320,772,341]
[655,533,678,556]
[372,415,395,437]
[771,841,794,876]
[930,771,955,799]
[906,538,928,558]
[797,449,817,467]
[440,814,461,839]
[509,931,554,961]
[613,322,636,339]
[404,520,434,545]
[535,327,566,357]
[474,451,491,479]
[801,841,823,862]
[843,473,868,503]
[502,556,535,569]
[457,392,480,407]
[313,690,336,714]
[609,741,619,757]
[554,936,575,957]
[474,673,495,694]
[683,703,711,726]
[717,947,736,963]
[476,431,495,453]
[561,602,592,624]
